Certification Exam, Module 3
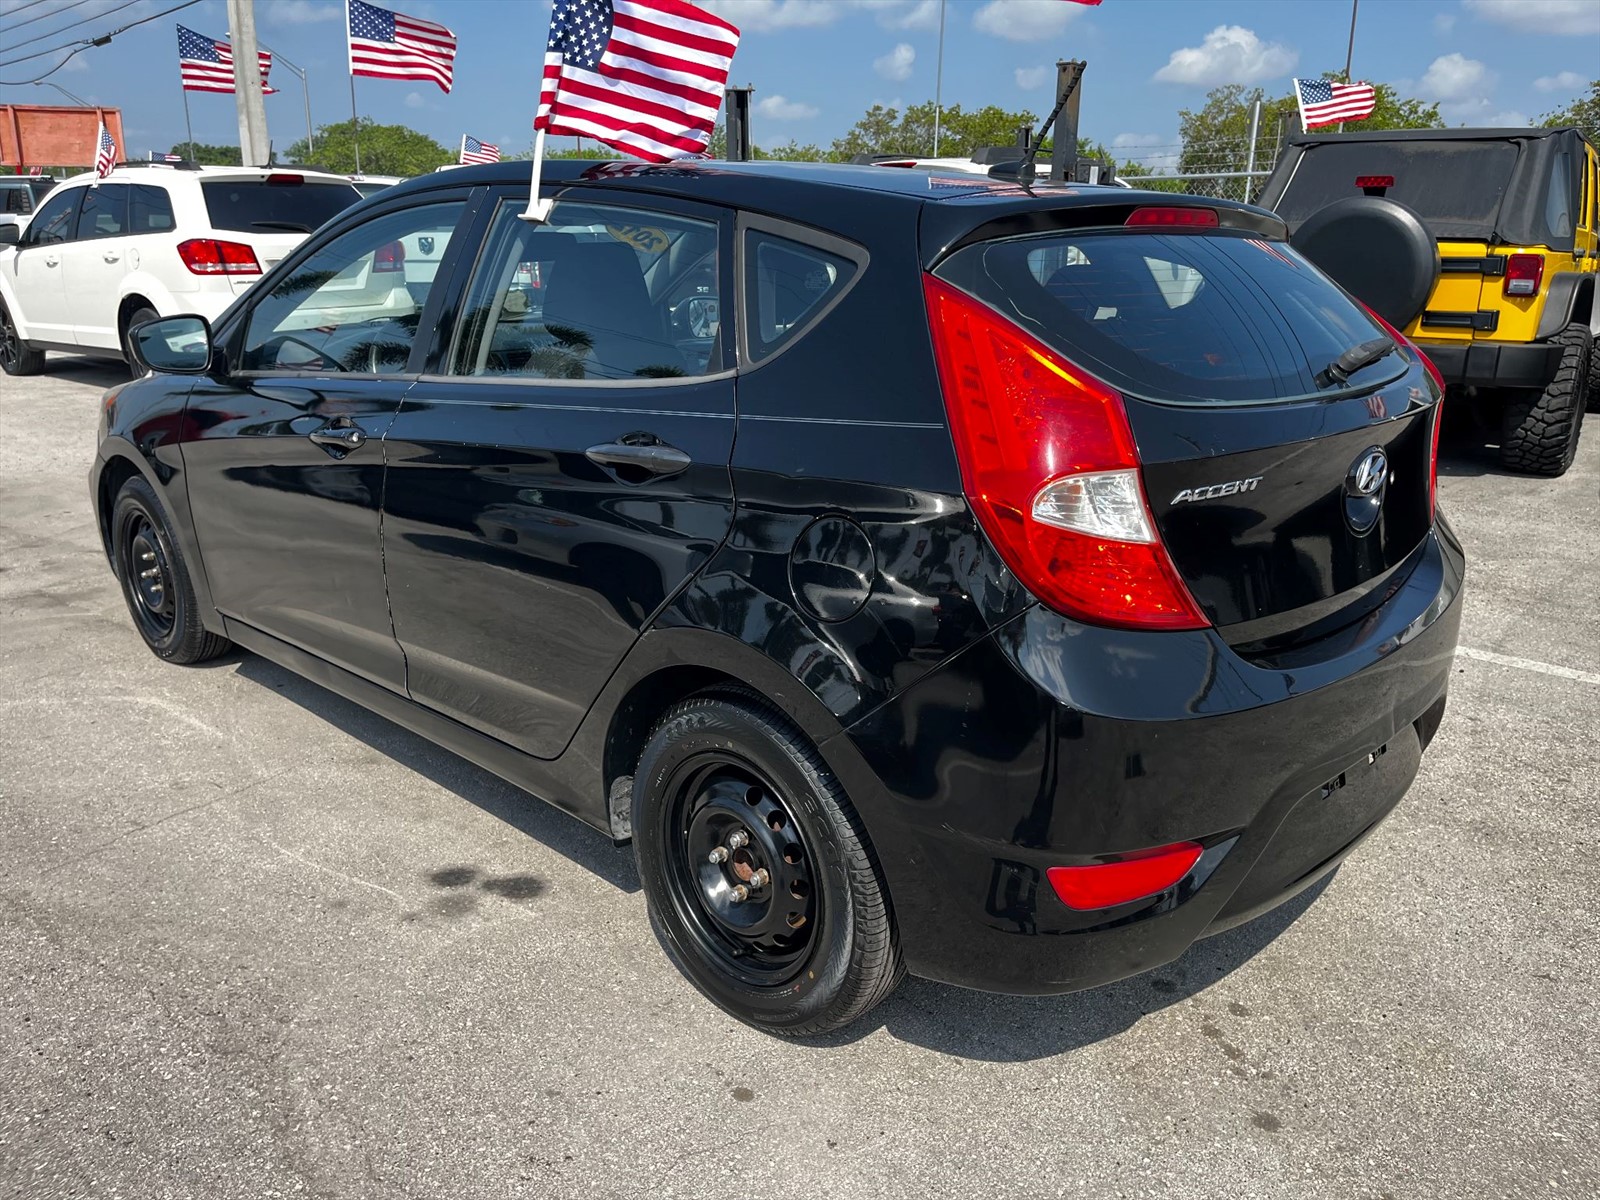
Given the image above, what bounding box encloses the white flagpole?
[1292,79,1309,133]
[459,132,467,165]
[518,125,553,223]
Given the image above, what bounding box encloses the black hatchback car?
[93,160,1464,1036]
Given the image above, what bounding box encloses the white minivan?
[0,163,362,376]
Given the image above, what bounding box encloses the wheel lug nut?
[139,567,161,579]
[707,846,729,864]
[140,552,156,563]
[726,830,749,850]
[729,884,750,903]
[749,868,770,889]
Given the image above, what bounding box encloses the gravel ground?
[2,358,1597,1200]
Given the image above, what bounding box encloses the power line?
[0,0,202,75]
[3,0,144,56]
[1,0,103,38]
[0,0,70,22]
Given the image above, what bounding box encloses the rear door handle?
[102,251,120,263]
[44,255,58,267]
[308,423,367,452]
[585,434,690,478]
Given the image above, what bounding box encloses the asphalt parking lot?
[3,358,1597,1200]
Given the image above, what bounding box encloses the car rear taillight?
[1124,206,1218,228]
[1504,254,1543,298]
[265,173,303,186]
[922,275,1208,631]
[373,240,405,273]
[177,238,262,276]
[1046,841,1205,910]
[1355,175,1394,193]
[1360,303,1444,520]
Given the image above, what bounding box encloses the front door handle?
[585,434,690,479]
[308,423,367,452]
[102,251,120,263]
[44,255,58,267]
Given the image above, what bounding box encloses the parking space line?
[1456,646,1600,687]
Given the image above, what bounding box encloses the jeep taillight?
[177,238,261,276]
[1504,254,1542,298]
[922,275,1208,631]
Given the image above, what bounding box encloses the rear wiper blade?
[1318,337,1396,387]
[251,220,313,232]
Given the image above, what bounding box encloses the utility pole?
[227,0,270,167]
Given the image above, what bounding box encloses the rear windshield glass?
[936,230,1398,405]
[1275,141,1518,239]
[200,179,360,234]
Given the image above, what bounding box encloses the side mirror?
[0,224,20,246]
[130,315,214,375]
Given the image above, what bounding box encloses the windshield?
[1275,141,1519,240]
[200,179,361,234]
[936,229,1399,405]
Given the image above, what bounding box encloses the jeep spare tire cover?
[1289,196,1440,330]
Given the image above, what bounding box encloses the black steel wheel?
[632,693,902,1036]
[111,476,231,663]
[0,298,45,376]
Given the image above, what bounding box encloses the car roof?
[1286,125,1593,148]
[52,164,360,188]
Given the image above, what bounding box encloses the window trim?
[734,212,868,373]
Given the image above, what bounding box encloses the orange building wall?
[1,106,127,171]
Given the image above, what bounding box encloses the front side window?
[20,188,79,247]
[2,187,31,216]
[450,200,722,381]
[240,201,464,374]
[76,184,129,240]
[744,231,858,363]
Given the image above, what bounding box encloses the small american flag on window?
[1295,78,1377,129]
[460,135,501,165]
[178,24,275,94]
[94,122,117,179]
[348,0,457,94]
[538,0,740,162]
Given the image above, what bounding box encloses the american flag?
[177,24,275,94]
[1295,77,1377,129]
[538,0,741,162]
[460,134,501,165]
[28,166,44,176]
[94,122,116,179]
[348,0,457,94]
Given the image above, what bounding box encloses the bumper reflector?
[1047,841,1205,910]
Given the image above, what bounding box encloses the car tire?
[1499,323,1589,477]
[120,305,159,376]
[0,298,46,376]
[112,475,232,664]
[1588,331,1600,414]
[631,692,903,1037]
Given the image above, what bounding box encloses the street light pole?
[258,42,314,156]
[32,81,92,106]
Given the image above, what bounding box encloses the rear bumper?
[1418,339,1562,390]
[837,522,1466,995]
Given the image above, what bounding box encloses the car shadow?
[46,355,132,390]
[232,654,641,894]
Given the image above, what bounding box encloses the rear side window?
[744,231,858,363]
[200,179,360,234]
[3,186,33,216]
[130,185,176,233]
[936,230,1396,405]
[76,184,129,239]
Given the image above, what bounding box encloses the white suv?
[0,164,362,376]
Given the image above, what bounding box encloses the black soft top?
[1259,126,1592,250]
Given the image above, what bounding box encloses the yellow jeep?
[1261,126,1597,476]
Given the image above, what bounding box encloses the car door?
[64,183,132,350]
[182,195,472,690]
[381,190,737,758]
[3,186,80,343]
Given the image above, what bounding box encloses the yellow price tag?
[605,223,671,254]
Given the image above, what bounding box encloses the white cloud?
[404,92,427,110]
[1418,53,1493,103]
[1464,0,1600,36]
[1112,133,1164,149]
[859,0,942,30]
[1433,12,1457,34]
[266,0,341,24]
[702,0,846,30]
[1153,25,1297,86]
[756,94,818,120]
[1014,65,1052,91]
[973,0,1084,43]
[874,42,916,82]
[1534,70,1587,94]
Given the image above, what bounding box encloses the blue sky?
[1,0,1597,165]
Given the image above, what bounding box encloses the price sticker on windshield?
[606,223,671,254]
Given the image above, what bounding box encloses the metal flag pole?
[933,0,946,156]
[1339,0,1359,133]
[182,85,196,162]
[346,0,362,173]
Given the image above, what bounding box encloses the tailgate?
[1412,239,1493,345]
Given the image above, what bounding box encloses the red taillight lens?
[922,275,1208,631]
[1359,303,1444,519]
[265,173,303,186]
[1504,254,1543,298]
[1124,206,1218,228]
[177,238,262,276]
[1046,841,1205,910]
[373,240,406,273]
[1355,175,1394,189]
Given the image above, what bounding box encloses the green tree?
[168,142,241,166]
[285,117,453,176]
[829,101,1041,159]
[1541,78,1599,129]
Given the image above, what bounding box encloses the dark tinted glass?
[200,179,360,234]
[451,200,721,381]
[76,184,129,239]
[2,185,33,216]
[1276,141,1518,239]
[745,232,857,362]
[21,188,80,246]
[936,230,1398,405]
[129,184,176,233]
